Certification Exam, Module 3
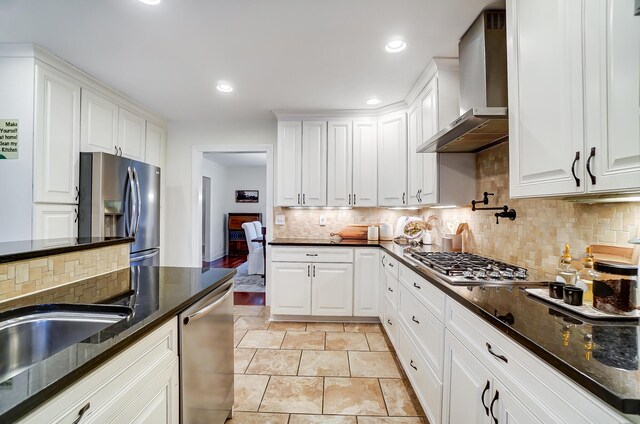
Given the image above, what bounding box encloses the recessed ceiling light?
[139,0,161,5]
[385,39,407,53]
[366,98,381,106]
[216,83,234,93]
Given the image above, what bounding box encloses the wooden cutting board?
[330,224,370,240]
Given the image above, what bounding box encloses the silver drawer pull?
[411,315,420,324]
[413,282,421,289]
[410,360,417,371]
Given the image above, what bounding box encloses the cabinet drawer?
[380,252,399,278]
[398,285,445,378]
[384,269,398,309]
[21,319,178,424]
[399,264,445,322]
[397,325,442,424]
[382,298,399,347]
[271,247,353,263]
[446,300,628,424]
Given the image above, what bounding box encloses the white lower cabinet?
[311,262,353,316]
[353,248,379,317]
[20,319,179,424]
[33,203,78,241]
[397,325,442,424]
[271,262,312,315]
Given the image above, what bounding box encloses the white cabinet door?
[421,153,438,205]
[145,122,165,168]
[353,248,379,317]
[311,263,353,316]
[301,121,327,206]
[271,262,312,315]
[378,113,407,206]
[34,64,80,204]
[109,359,179,424]
[494,381,545,424]
[276,121,303,206]
[584,0,640,193]
[507,0,586,198]
[352,121,378,207]
[80,88,118,155]
[33,204,77,241]
[327,121,352,207]
[421,78,439,145]
[118,107,146,161]
[443,331,493,424]
[407,101,422,206]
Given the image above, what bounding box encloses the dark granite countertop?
[0,237,134,263]
[0,265,235,422]
[270,238,640,415]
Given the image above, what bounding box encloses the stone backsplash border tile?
[0,243,130,302]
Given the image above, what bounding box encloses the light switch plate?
[319,215,326,226]
[275,215,285,225]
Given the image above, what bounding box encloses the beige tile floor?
[228,306,427,424]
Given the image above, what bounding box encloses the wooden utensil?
[456,222,467,235]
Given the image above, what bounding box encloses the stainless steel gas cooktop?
[406,251,529,285]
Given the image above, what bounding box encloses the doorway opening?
[193,145,273,307]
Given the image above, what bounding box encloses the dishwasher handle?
[183,281,234,325]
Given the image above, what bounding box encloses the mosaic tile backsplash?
[0,244,130,302]
[273,143,640,280]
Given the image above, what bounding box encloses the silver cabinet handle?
[303,193,306,204]
[381,255,386,267]
[184,282,233,324]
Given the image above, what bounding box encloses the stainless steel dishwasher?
[180,280,234,424]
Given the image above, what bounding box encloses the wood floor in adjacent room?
[229,305,427,424]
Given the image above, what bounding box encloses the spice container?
[592,261,639,315]
[578,246,596,303]
[556,244,577,285]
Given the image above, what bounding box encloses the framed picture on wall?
[236,190,259,203]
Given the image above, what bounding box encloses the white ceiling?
[0,0,499,121]
[204,152,266,167]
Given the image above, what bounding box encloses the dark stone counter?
[270,238,640,415]
[0,237,134,264]
[0,265,235,422]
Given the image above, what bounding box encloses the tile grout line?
[377,377,391,417]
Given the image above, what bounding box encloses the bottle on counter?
[578,246,596,303]
[557,244,578,286]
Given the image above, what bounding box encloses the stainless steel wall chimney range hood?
[418,10,508,153]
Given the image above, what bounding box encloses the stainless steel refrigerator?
[79,152,160,266]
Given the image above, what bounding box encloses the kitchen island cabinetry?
[19,319,179,424]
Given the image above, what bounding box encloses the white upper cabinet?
[276,121,303,206]
[407,101,422,206]
[301,121,327,206]
[33,203,78,242]
[584,0,640,193]
[80,88,118,155]
[507,0,586,198]
[145,121,165,168]
[378,112,408,206]
[352,120,378,207]
[327,121,353,207]
[118,107,146,161]
[34,64,80,205]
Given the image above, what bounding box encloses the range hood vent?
[418,10,508,154]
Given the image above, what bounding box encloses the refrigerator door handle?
[130,249,159,263]
[132,167,142,237]
[127,166,137,237]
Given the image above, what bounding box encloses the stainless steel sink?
[0,304,132,382]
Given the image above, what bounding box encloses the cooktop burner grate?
[407,251,528,284]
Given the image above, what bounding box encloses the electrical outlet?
[275,215,285,225]
[319,215,326,226]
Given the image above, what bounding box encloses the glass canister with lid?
[592,261,639,315]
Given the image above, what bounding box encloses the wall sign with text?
[0,119,18,159]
